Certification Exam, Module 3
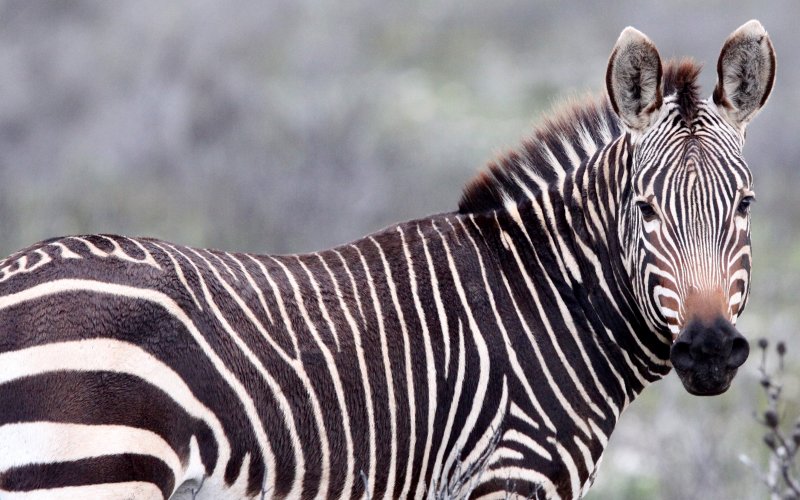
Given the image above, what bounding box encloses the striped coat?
[0,20,775,500]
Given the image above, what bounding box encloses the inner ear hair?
[606,27,663,132]
[713,20,776,129]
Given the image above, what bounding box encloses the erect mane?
[662,57,702,123]
[458,59,703,214]
[457,94,621,214]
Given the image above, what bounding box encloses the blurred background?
[0,1,798,498]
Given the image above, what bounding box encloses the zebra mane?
[458,59,703,214]
[663,57,702,123]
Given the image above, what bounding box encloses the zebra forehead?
[650,152,745,183]
[637,126,752,190]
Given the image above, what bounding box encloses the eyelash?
[737,195,755,216]
[636,201,658,221]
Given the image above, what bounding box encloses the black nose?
[670,316,749,395]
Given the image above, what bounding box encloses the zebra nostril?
[670,340,694,372]
[727,335,750,369]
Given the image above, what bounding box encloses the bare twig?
[433,425,504,500]
[741,339,800,500]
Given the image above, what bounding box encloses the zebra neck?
[467,138,672,407]
[570,135,673,385]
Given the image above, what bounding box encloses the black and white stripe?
[0,21,775,499]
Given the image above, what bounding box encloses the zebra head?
[607,21,776,395]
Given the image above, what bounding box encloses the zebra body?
[0,214,631,499]
[0,21,775,499]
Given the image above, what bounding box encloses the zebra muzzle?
[669,315,749,396]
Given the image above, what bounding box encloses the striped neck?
[465,131,672,410]
[570,133,673,381]
[455,93,673,398]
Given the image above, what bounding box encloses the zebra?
[0,20,775,500]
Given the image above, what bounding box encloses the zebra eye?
[636,201,659,222]
[737,195,755,216]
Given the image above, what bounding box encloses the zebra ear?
[606,27,663,132]
[713,20,776,131]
